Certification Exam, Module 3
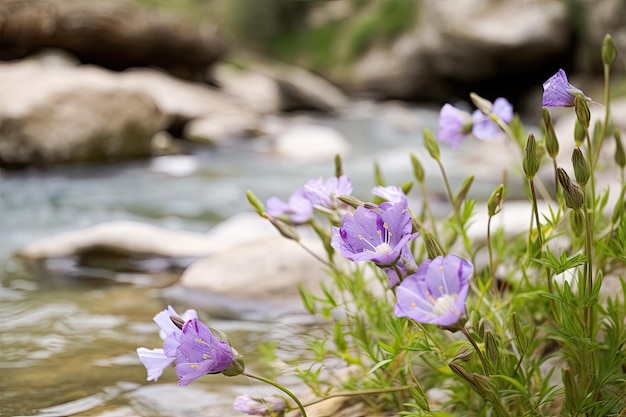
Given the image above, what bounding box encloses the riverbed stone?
[272,124,350,162]
[0,60,163,167]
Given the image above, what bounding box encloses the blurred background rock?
[0,0,624,167]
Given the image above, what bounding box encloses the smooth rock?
[17,221,217,260]
[0,60,163,167]
[180,236,329,298]
[273,124,350,161]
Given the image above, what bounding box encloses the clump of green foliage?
[249,35,626,416]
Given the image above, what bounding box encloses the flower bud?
[246,190,266,215]
[523,134,540,178]
[542,107,559,158]
[487,184,505,216]
[574,120,585,147]
[423,231,445,259]
[410,153,425,183]
[602,33,617,66]
[615,130,625,168]
[569,208,584,236]
[334,154,344,177]
[423,128,440,161]
[337,194,365,209]
[484,330,499,371]
[571,147,590,186]
[469,92,493,115]
[264,214,301,242]
[557,168,585,210]
[574,94,590,129]
[401,180,413,195]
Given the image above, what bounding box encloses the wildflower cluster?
[136,34,626,417]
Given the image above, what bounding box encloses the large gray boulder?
[352,0,571,99]
[0,59,163,167]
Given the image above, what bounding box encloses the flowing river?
[0,103,490,416]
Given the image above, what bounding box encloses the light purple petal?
[542,69,577,107]
[372,185,407,205]
[136,348,175,381]
[394,254,473,326]
[493,98,513,123]
[471,110,501,141]
[174,318,234,385]
[304,175,353,208]
[437,104,473,148]
[331,203,418,265]
[233,395,286,416]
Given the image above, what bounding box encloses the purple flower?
[331,202,418,266]
[233,394,286,416]
[136,306,197,381]
[175,318,235,386]
[394,254,473,326]
[303,175,353,209]
[266,188,313,224]
[437,103,474,148]
[542,69,589,107]
[137,306,240,385]
[372,185,407,206]
[471,97,513,141]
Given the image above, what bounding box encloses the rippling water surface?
[0,105,448,416]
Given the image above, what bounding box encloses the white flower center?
[432,294,456,316]
[375,243,393,255]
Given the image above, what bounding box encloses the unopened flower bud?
[523,134,540,178]
[410,153,425,183]
[542,107,559,158]
[602,33,617,66]
[422,231,445,259]
[401,180,413,195]
[571,148,590,186]
[423,128,441,161]
[470,92,493,115]
[337,194,365,209]
[487,184,505,216]
[569,209,584,236]
[334,154,344,177]
[574,120,585,147]
[264,214,301,242]
[557,168,585,209]
[615,130,625,168]
[574,94,590,129]
[246,190,266,215]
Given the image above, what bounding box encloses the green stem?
[243,372,308,417]
[301,385,412,408]
[420,181,440,241]
[593,62,611,169]
[436,159,457,216]
[487,215,495,292]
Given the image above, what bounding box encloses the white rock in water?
[17,221,217,260]
[180,236,329,298]
[273,124,350,161]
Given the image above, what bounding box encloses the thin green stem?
[436,159,457,216]
[301,385,412,408]
[243,372,308,417]
[593,62,611,169]
[487,215,495,292]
